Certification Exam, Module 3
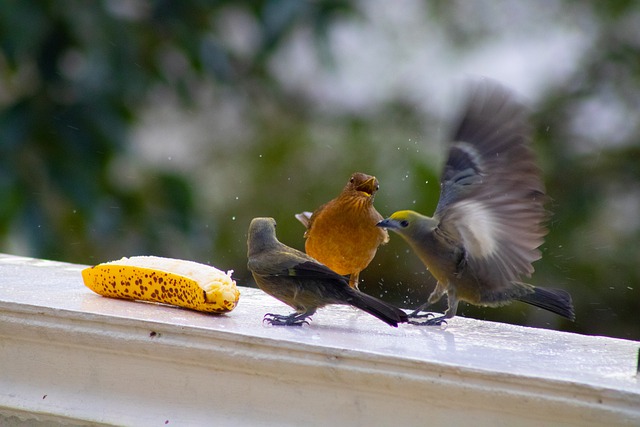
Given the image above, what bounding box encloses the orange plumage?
[296,172,389,289]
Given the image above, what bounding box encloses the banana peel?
[82,256,240,313]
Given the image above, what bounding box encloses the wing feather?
[435,80,548,291]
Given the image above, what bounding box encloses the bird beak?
[376,218,399,229]
[356,177,378,197]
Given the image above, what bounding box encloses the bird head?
[247,217,279,256]
[345,172,380,198]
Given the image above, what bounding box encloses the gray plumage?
[378,80,574,325]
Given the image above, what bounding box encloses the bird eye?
[400,220,409,228]
[350,177,355,183]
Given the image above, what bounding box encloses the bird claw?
[263,312,311,327]
[407,315,447,326]
[408,307,449,326]
[408,311,434,319]
[407,313,448,327]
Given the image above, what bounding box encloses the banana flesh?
[82,256,240,313]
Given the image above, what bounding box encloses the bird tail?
[345,289,408,327]
[294,211,313,229]
[516,286,575,321]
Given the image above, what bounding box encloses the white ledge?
[0,253,638,426]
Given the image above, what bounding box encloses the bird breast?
[305,196,387,275]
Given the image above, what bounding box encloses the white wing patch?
[453,141,484,168]
[453,200,498,259]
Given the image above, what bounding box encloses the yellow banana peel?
[82,256,240,313]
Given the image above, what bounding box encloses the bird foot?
[408,310,434,319]
[408,315,448,327]
[263,312,311,327]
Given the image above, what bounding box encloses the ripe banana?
[82,256,240,313]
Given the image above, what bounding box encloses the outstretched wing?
[434,80,548,290]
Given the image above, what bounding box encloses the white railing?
[0,253,638,426]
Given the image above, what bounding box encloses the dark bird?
[247,217,407,327]
[295,172,389,289]
[377,80,575,325]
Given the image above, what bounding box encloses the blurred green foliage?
[1,1,639,339]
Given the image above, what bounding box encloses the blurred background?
[1,0,638,339]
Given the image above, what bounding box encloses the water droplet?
[232,216,236,221]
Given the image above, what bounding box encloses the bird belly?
[305,206,385,275]
[450,277,484,305]
[253,273,338,312]
[306,236,377,275]
[406,236,484,305]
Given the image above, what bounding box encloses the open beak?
[356,176,378,197]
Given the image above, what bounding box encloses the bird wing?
[287,260,351,284]
[294,211,313,229]
[434,80,548,290]
[248,244,350,285]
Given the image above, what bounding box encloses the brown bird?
[377,80,574,325]
[295,172,389,289]
[247,217,408,327]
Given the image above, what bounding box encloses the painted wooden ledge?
[0,253,638,426]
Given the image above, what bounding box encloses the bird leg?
[408,301,434,318]
[263,311,313,326]
[409,289,458,326]
[348,272,360,289]
[408,281,448,318]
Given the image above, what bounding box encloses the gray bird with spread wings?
[378,80,575,325]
